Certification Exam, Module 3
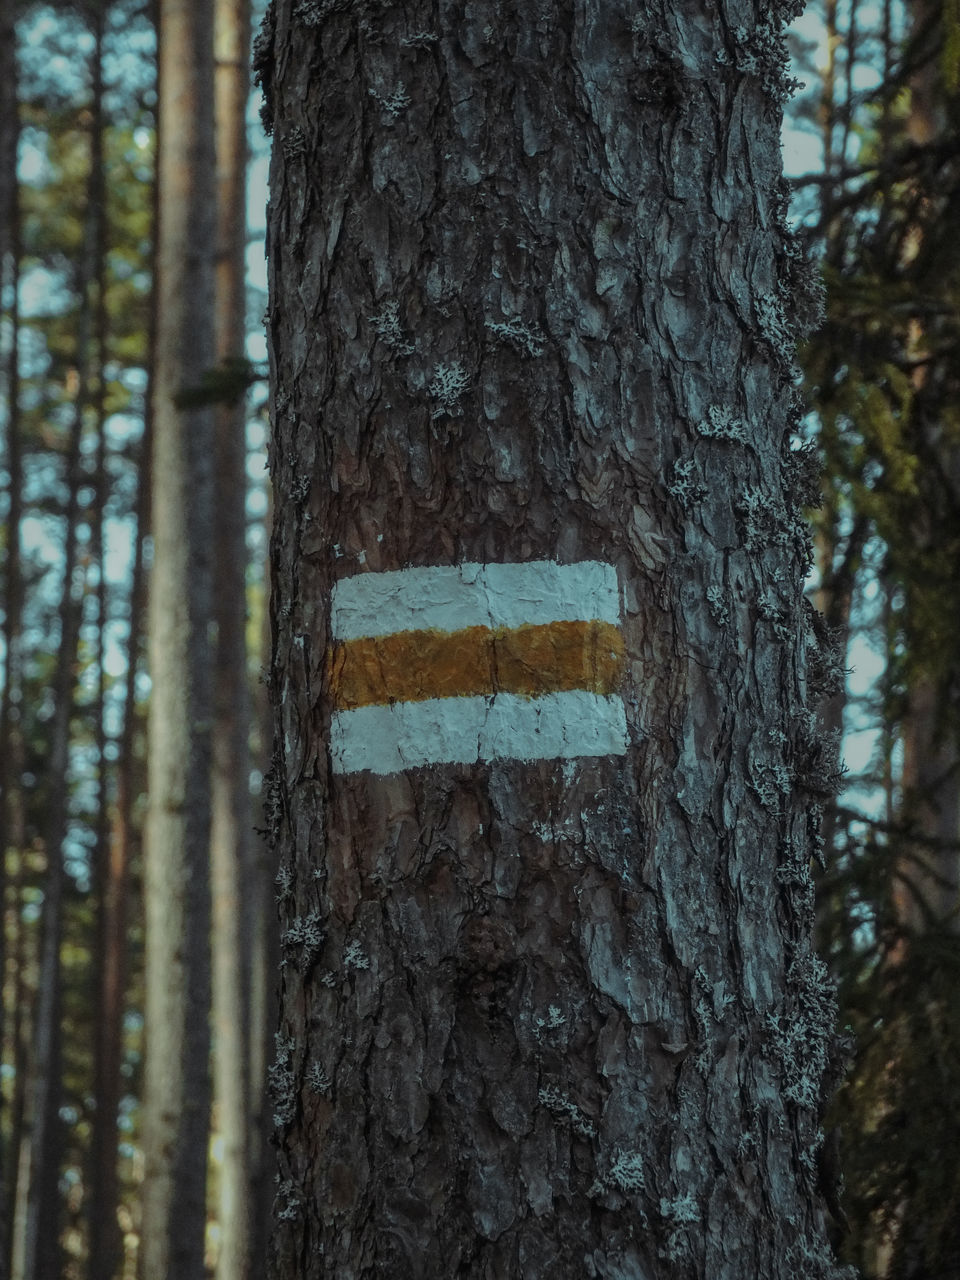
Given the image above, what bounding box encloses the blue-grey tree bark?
[259,3,851,1276]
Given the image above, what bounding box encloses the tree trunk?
[86,8,131,1273]
[11,343,83,1280]
[0,0,16,284]
[248,498,281,1280]
[89,505,146,1280]
[4,850,32,1280]
[11,91,96,1272]
[140,0,216,1275]
[261,3,848,1277]
[211,0,254,1275]
[0,2,21,1270]
[88,93,154,1276]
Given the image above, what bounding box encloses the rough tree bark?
[260,3,849,1277]
[140,0,216,1275]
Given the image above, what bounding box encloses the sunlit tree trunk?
[140,0,216,1275]
[261,3,847,1277]
[210,0,254,1275]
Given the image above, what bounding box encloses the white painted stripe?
[330,691,628,775]
[331,560,621,640]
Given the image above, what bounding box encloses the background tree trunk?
[88,124,153,1280]
[11,61,101,1263]
[88,463,149,1280]
[0,2,21,1269]
[261,3,847,1278]
[10,333,83,1280]
[249,511,281,1280]
[140,0,216,1275]
[85,8,130,1273]
[211,0,254,1275]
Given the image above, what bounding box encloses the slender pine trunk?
[248,493,280,1280]
[211,0,254,1274]
[87,12,153,1268]
[139,0,217,1274]
[11,276,86,1280]
[10,60,111,1257]
[0,3,22,1271]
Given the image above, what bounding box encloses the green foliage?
[823,852,960,1277]
[793,1,960,1274]
[4,1,271,1270]
[3,3,157,1272]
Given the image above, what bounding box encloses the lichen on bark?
[263,3,852,1276]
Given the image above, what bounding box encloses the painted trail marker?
[327,561,628,775]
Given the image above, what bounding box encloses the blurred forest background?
[0,1,958,1278]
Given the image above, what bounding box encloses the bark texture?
[141,0,216,1276]
[262,3,847,1277]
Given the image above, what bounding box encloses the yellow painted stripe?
[328,620,625,711]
